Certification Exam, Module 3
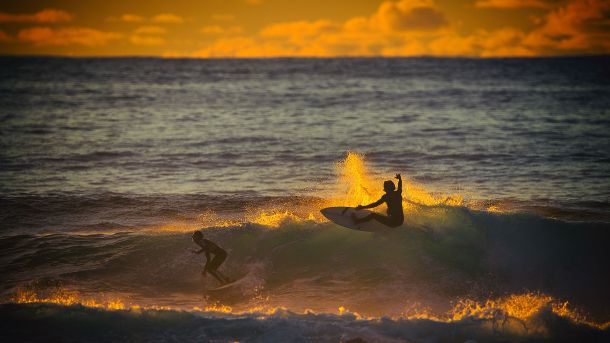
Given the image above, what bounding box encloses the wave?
[2,189,609,235]
[2,152,609,237]
[1,302,608,343]
[2,205,609,321]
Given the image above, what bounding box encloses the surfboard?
[207,274,248,292]
[205,273,253,304]
[320,206,394,232]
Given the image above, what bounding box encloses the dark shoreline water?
[2,302,608,343]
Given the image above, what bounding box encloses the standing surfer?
[352,173,404,228]
[192,230,230,284]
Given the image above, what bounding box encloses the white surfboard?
[320,206,394,232]
[207,273,249,293]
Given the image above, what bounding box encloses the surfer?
[352,174,404,228]
[191,231,230,284]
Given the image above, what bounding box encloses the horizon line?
[1,53,609,60]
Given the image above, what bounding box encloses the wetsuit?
[360,190,404,228]
[201,238,227,272]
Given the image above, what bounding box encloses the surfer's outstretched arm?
[357,197,385,210]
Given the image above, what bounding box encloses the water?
[1,57,609,202]
[1,57,609,342]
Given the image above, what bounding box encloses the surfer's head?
[383,180,395,193]
[192,230,203,242]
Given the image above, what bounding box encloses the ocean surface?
[1,56,609,342]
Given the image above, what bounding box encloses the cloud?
[193,0,610,57]
[130,35,165,46]
[194,0,450,57]
[0,8,72,23]
[110,13,181,24]
[152,13,183,24]
[119,14,144,23]
[130,26,167,46]
[260,20,339,43]
[18,27,121,46]
[426,28,534,56]
[0,30,12,42]
[192,36,302,57]
[475,0,550,9]
[371,0,448,31]
[524,0,610,51]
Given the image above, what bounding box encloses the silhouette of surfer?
[192,231,230,284]
[352,174,404,228]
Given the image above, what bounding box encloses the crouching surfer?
[192,230,230,284]
[352,173,404,228]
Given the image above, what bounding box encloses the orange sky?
[0,0,608,57]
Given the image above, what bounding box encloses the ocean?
[1,56,609,342]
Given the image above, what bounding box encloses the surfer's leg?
[207,252,226,271]
[215,270,231,283]
[369,213,392,226]
[360,213,402,228]
[209,264,230,283]
[353,213,375,224]
[207,253,229,283]
[208,270,225,283]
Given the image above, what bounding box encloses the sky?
[0,0,608,57]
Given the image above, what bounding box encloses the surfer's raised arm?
[396,173,402,193]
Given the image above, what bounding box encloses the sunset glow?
[0,0,608,57]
